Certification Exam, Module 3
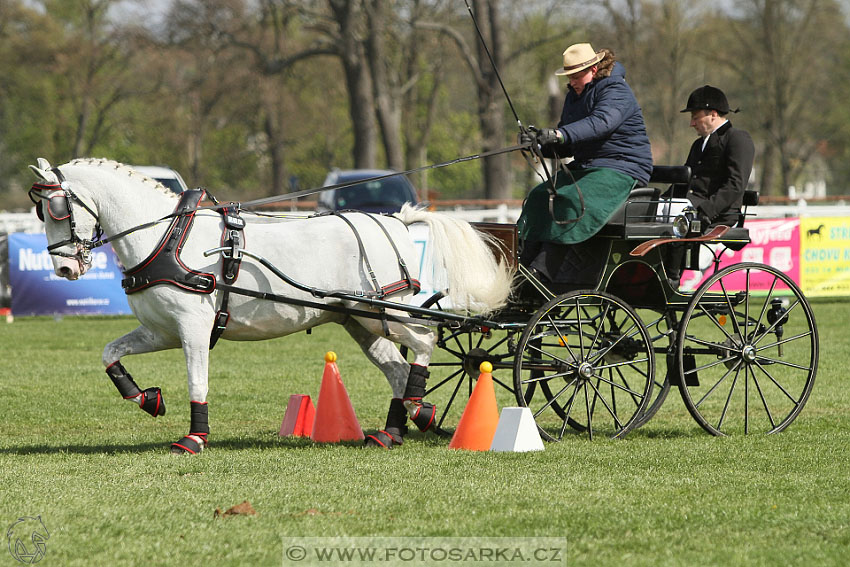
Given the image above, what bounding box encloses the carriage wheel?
[401,292,521,434]
[513,291,655,440]
[677,263,818,436]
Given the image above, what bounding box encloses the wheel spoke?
[689,353,741,375]
[716,366,743,431]
[589,368,649,397]
[753,299,802,347]
[753,276,779,336]
[520,369,573,385]
[683,333,737,350]
[750,369,777,429]
[524,341,579,370]
[426,368,465,394]
[697,304,740,345]
[586,378,626,430]
[614,364,644,407]
[532,378,579,419]
[695,360,741,409]
[752,360,802,404]
[435,370,468,430]
[754,355,814,373]
[755,330,813,352]
[719,278,745,341]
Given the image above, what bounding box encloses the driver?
[516,42,652,290]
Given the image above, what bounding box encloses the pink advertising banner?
[681,218,801,293]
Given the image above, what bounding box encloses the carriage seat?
[597,166,692,238]
[598,166,756,248]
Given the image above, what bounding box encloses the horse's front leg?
[103,325,179,418]
[169,326,211,455]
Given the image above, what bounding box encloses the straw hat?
[555,43,605,76]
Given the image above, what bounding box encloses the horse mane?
[67,158,177,198]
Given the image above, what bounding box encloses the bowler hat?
[680,85,732,114]
[555,43,605,76]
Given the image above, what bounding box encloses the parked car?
[131,165,189,194]
[317,169,419,214]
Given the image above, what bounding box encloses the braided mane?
[68,158,177,198]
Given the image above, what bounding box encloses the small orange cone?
[279,394,315,437]
[448,361,500,451]
[310,352,365,443]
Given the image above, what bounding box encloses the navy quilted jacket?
[554,62,653,186]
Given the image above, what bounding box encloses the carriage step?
[667,353,699,386]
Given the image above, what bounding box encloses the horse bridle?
[28,167,104,267]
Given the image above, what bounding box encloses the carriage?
[413,165,818,441]
[29,158,817,451]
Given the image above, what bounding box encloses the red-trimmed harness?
[119,191,421,346]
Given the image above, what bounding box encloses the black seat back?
[602,166,692,234]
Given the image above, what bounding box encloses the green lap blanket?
[517,166,636,244]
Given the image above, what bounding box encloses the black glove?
[535,128,562,147]
[518,126,537,147]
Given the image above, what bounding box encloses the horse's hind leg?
[102,325,179,418]
[345,316,439,445]
[342,319,409,448]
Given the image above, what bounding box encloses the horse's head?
[29,158,102,280]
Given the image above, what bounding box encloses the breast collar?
[121,189,217,294]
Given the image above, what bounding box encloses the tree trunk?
[472,0,510,200]
[366,0,404,171]
[329,0,377,169]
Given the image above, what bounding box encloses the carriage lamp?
[672,206,702,238]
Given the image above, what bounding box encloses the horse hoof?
[171,435,205,455]
[140,387,166,417]
[403,400,436,432]
[364,429,403,449]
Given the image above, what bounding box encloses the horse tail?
[396,204,515,314]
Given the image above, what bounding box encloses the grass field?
[1,300,849,566]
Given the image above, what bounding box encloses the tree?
[716,0,847,196]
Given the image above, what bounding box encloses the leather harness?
[121,191,420,348]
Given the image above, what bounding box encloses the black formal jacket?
[684,121,755,225]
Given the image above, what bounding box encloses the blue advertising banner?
[8,233,131,316]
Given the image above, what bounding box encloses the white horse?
[29,158,513,453]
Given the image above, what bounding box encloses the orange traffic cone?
[279,394,315,437]
[448,361,500,451]
[310,352,365,443]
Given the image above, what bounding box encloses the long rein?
[62,143,531,255]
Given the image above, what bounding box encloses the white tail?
[397,204,514,314]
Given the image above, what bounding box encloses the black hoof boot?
[402,365,437,432]
[171,402,208,454]
[365,399,408,449]
[140,388,166,417]
[106,361,165,417]
[365,428,404,449]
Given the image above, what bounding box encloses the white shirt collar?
[701,119,729,151]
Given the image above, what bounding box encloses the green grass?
[1,302,849,566]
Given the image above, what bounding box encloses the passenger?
[516,42,653,290]
[665,85,755,286]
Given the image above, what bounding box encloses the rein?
[463,0,585,227]
[30,143,528,264]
